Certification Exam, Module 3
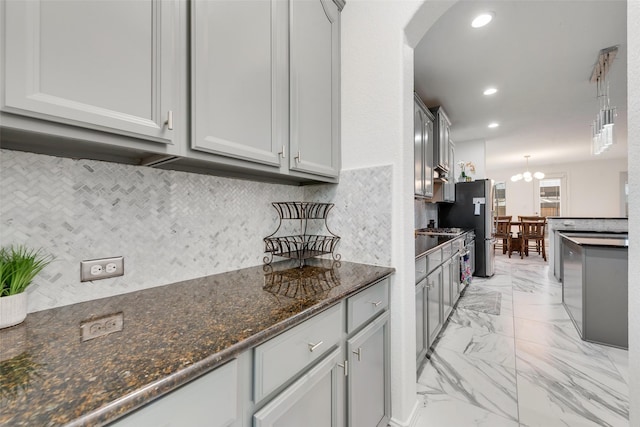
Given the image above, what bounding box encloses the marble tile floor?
[415,255,629,427]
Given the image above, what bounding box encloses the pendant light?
[511,155,544,182]
[590,46,618,155]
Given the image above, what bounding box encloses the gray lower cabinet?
[2,0,184,149]
[452,254,462,302]
[347,312,390,427]
[415,279,427,364]
[109,359,239,427]
[416,239,465,369]
[253,348,345,427]
[426,266,442,348]
[256,277,390,427]
[442,258,453,320]
[112,277,390,427]
[561,236,628,348]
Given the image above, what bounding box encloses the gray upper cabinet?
[289,0,341,178]
[414,94,434,198]
[2,0,341,184]
[443,140,456,202]
[191,0,340,181]
[191,0,285,167]
[2,0,182,147]
[430,106,451,172]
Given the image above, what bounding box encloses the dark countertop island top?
[547,217,628,220]
[0,259,394,426]
[559,233,629,248]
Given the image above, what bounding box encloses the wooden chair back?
[494,218,511,238]
[520,219,545,239]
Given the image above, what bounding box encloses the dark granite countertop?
[415,231,469,258]
[560,233,629,248]
[0,259,394,426]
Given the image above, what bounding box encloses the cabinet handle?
[368,300,383,307]
[308,341,323,352]
[278,145,286,159]
[165,110,174,130]
[294,151,301,164]
[338,360,348,376]
[353,347,362,361]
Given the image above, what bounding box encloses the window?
[539,178,561,216]
[494,182,506,216]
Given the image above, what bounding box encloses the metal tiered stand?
[263,202,341,268]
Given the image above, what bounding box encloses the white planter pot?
[0,292,28,329]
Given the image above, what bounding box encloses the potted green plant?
[0,245,52,329]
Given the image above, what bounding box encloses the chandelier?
[591,46,618,155]
[511,155,544,182]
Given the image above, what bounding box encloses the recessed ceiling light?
[471,13,494,28]
[488,122,499,128]
[483,87,498,96]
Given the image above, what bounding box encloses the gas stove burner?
[415,227,464,236]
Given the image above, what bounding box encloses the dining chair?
[493,216,512,257]
[519,217,546,261]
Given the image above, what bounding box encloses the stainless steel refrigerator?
[438,179,495,277]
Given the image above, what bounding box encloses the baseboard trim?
[389,398,420,427]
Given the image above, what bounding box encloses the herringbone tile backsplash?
[0,149,392,312]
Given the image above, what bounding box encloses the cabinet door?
[289,0,340,178]
[414,101,425,196]
[347,312,390,427]
[191,0,284,166]
[415,279,427,365]
[426,267,442,348]
[254,348,345,427]
[110,360,238,427]
[442,119,450,170]
[3,0,180,145]
[452,256,462,303]
[445,141,455,201]
[442,259,453,320]
[424,116,434,198]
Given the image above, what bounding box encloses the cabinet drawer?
[347,278,389,334]
[415,256,427,283]
[427,248,442,273]
[254,303,343,403]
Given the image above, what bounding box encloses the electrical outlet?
[80,312,124,342]
[80,256,124,282]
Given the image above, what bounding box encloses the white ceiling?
[414,0,628,172]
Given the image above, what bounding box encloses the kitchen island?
[0,259,393,426]
[560,233,628,349]
[547,217,627,280]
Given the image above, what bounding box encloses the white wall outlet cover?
[81,257,124,282]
